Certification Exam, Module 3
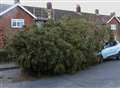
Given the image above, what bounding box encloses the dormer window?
[11,19,24,28]
[111,24,117,30]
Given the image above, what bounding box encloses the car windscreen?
[103,41,117,49]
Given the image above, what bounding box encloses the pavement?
[1,60,120,88]
[0,63,18,71]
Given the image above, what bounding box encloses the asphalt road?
[2,60,120,88]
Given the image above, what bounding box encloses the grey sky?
[1,0,120,16]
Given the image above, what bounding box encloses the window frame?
[11,19,25,28]
[111,24,117,30]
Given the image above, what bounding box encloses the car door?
[101,44,120,59]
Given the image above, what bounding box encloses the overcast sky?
[1,0,120,16]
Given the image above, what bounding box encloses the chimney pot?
[76,5,81,13]
[95,9,99,15]
[47,2,52,9]
[110,12,116,17]
[14,0,20,4]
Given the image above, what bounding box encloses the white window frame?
[111,24,117,30]
[11,19,25,28]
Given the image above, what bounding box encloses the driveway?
[1,60,120,88]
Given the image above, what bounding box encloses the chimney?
[14,0,20,4]
[95,9,99,15]
[47,2,53,19]
[76,5,81,14]
[47,2,52,10]
[110,12,116,17]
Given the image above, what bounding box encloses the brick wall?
[108,17,120,41]
[0,6,35,48]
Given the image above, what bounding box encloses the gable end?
[0,4,37,19]
[107,15,120,24]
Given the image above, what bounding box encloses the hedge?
[0,49,10,63]
[6,17,110,76]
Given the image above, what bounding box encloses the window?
[11,19,24,28]
[111,24,117,30]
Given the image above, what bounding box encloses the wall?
[0,6,34,48]
[108,17,120,41]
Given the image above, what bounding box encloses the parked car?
[97,40,120,62]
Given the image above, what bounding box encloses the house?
[0,0,117,48]
[106,15,120,41]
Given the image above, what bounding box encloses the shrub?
[0,49,10,63]
[6,17,110,76]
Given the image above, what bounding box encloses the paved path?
[1,60,120,88]
[0,63,18,71]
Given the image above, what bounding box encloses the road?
[1,60,120,88]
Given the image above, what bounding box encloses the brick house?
[0,2,48,48]
[106,15,120,41]
[0,0,117,48]
[0,4,37,40]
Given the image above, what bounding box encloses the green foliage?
[0,49,10,63]
[6,17,110,76]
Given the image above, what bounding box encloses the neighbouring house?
[106,14,120,41]
[0,0,118,48]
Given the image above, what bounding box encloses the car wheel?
[97,55,103,63]
[99,58,103,63]
[117,55,120,60]
[116,52,120,60]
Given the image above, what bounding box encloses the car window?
[103,42,109,49]
[103,41,117,49]
[109,41,117,47]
